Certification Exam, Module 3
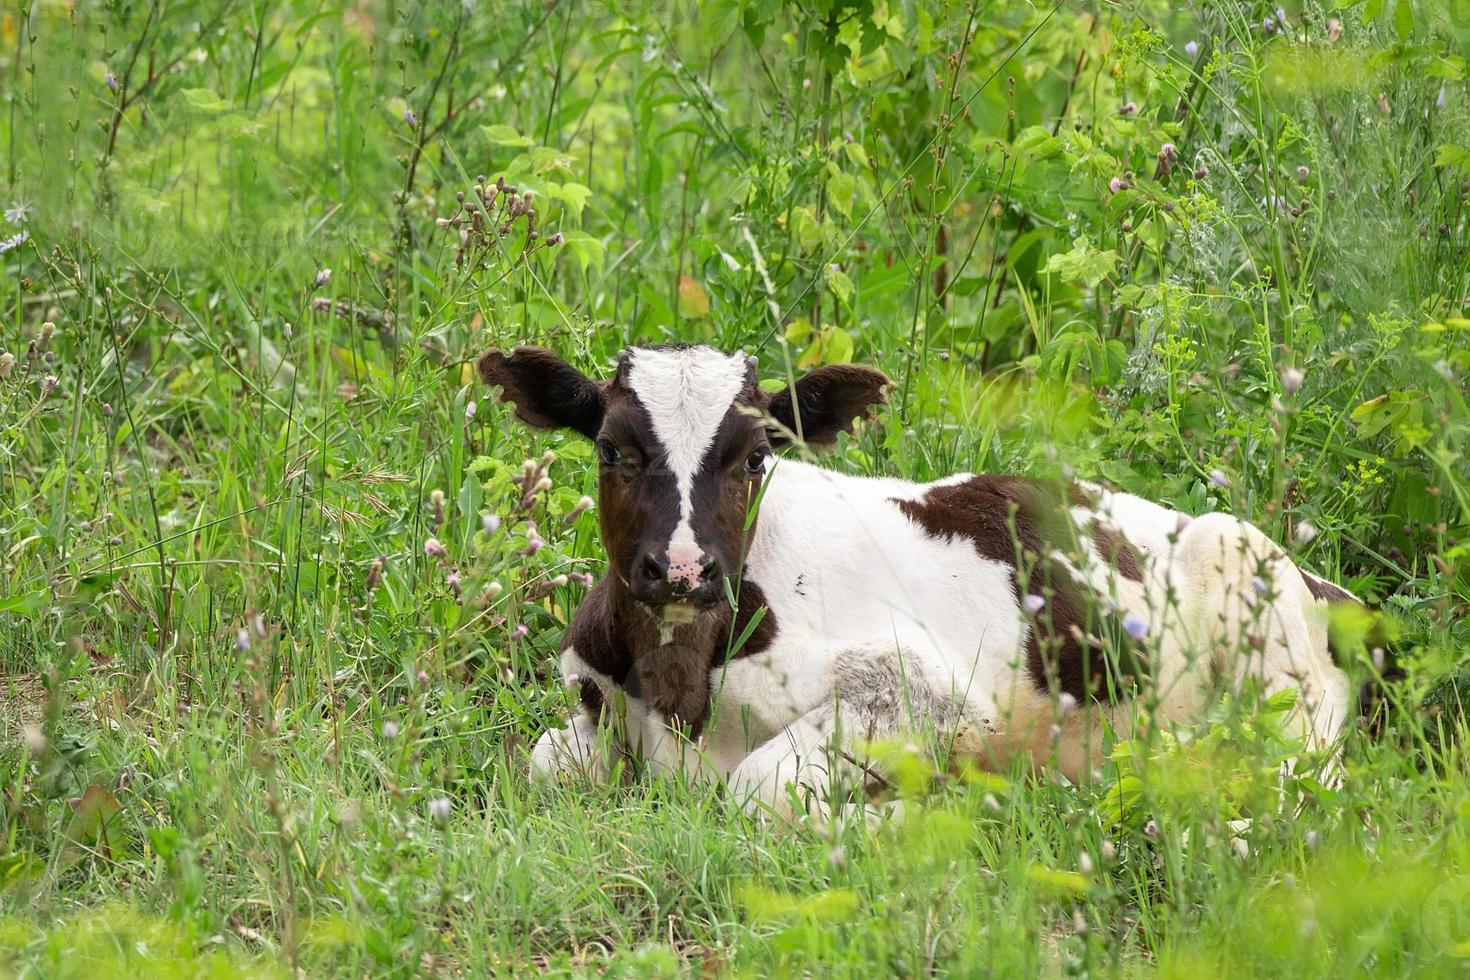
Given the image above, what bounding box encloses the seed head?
[1296,165,1310,182]
[482,513,501,535]
[0,352,13,378]
[382,720,401,739]
[1209,468,1229,488]
[314,268,332,288]
[1281,367,1304,394]
[1158,142,1177,161]
[235,628,251,651]
[1295,520,1318,544]
[427,797,451,821]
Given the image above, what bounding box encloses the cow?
[479,343,1359,817]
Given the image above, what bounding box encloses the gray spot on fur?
[830,648,970,740]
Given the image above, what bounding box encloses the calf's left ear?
[478,346,606,439]
[765,364,890,448]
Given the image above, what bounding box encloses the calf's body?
[482,344,1353,815]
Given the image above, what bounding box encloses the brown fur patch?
[893,476,1148,704]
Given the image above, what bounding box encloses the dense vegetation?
[1,0,1468,974]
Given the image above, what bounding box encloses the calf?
[480,344,1356,816]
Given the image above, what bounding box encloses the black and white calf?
[480,344,1357,815]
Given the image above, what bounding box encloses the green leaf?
[824,266,854,305]
[827,170,857,219]
[1434,144,1470,171]
[180,88,228,112]
[481,124,534,147]
[561,230,605,274]
[700,0,743,43]
[1043,236,1120,288]
[550,181,592,217]
[0,590,47,614]
[1392,0,1413,41]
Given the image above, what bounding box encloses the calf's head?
[479,344,887,618]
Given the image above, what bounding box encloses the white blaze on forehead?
[624,346,749,556]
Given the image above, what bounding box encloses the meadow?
[2,0,1469,975]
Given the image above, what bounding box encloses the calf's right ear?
[477,346,606,439]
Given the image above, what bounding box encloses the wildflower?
[1281,366,1304,394]
[0,230,29,253]
[482,581,504,601]
[1122,613,1149,640]
[424,537,447,559]
[1326,18,1342,42]
[0,351,13,378]
[105,71,118,92]
[1304,830,1319,851]
[314,268,332,288]
[482,512,501,535]
[365,557,384,591]
[1184,40,1198,58]
[526,534,545,556]
[570,572,595,587]
[382,720,401,739]
[1436,86,1447,109]
[546,232,564,246]
[403,107,417,128]
[1209,469,1229,488]
[1109,176,1127,194]
[447,570,462,598]
[1079,851,1093,874]
[1158,142,1177,161]
[1022,594,1046,615]
[4,202,30,224]
[983,793,1002,813]
[235,628,251,651]
[1250,576,1268,597]
[1120,101,1138,115]
[1144,819,1160,839]
[465,400,477,421]
[427,797,451,821]
[40,374,59,396]
[564,495,594,524]
[23,725,46,755]
[1100,839,1116,862]
[430,489,446,527]
[1058,691,1078,716]
[1194,165,1209,180]
[512,623,530,639]
[416,670,429,685]
[1295,165,1310,182]
[565,673,582,687]
[1295,520,1318,544]
[550,574,569,587]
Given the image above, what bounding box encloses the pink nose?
[665,543,707,589]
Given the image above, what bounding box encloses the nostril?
[700,555,721,580]
[641,553,667,583]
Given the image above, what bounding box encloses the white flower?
[1281,367,1304,394]
[4,202,30,224]
[428,797,451,821]
[1184,40,1198,57]
[0,230,29,253]
[382,720,401,739]
[1022,594,1046,615]
[481,513,501,535]
[1122,613,1149,640]
[1295,520,1318,544]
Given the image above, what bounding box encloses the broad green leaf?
[180,88,228,112]
[481,124,534,147]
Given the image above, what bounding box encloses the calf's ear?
[477,346,606,439]
[766,364,890,448]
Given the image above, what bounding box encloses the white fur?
[625,347,749,561]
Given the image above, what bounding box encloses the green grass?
[2,0,1469,975]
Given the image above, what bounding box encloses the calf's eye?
[744,449,769,475]
[597,441,619,466]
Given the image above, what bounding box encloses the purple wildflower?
[1023,594,1046,615]
[1122,613,1149,640]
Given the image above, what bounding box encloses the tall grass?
[0,1,1467,974]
